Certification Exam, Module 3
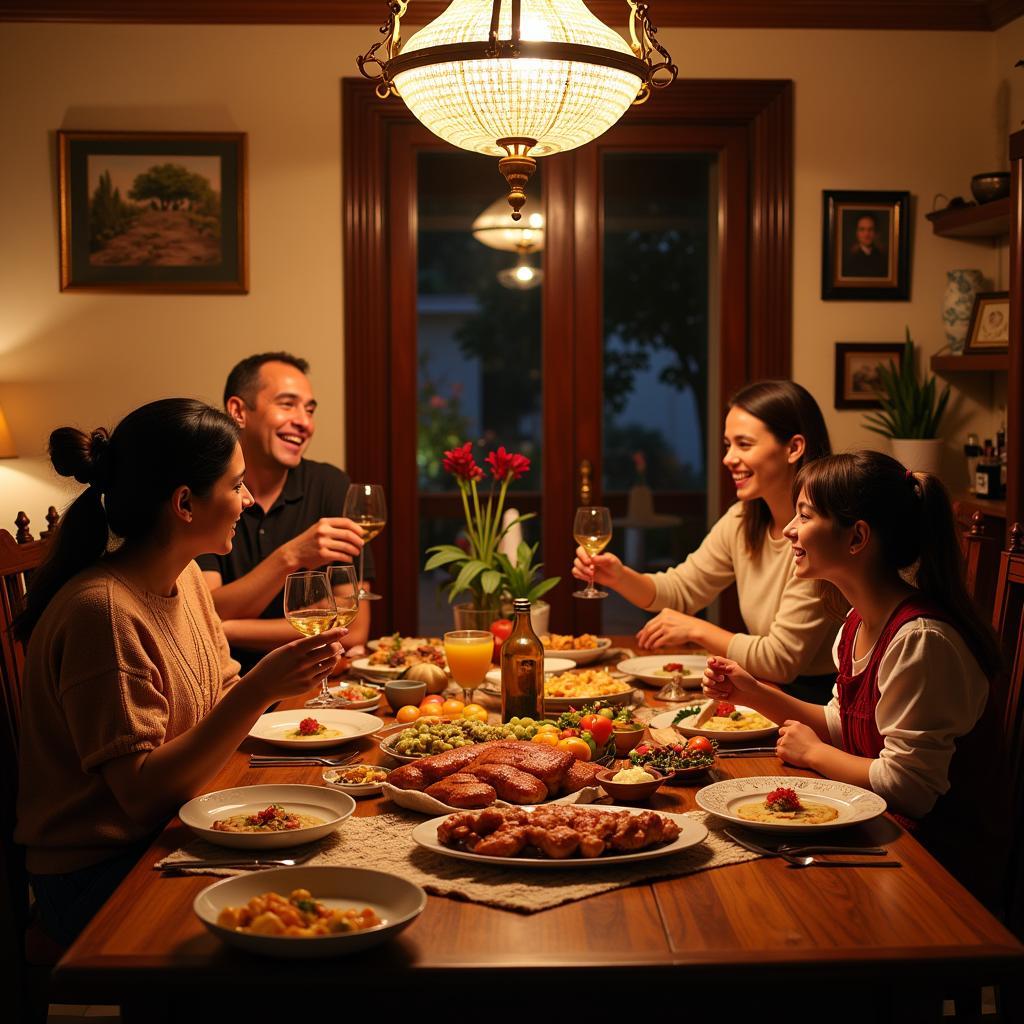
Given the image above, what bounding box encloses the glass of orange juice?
[444,629,494,704]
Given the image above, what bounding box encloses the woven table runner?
[156,809,759,913]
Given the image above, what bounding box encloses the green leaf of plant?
[527,576,561,602]
[423,548,469,571]
[480,569,503,594]
[449,559,489,602]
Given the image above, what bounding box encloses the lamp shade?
[393,0,643,159]
[472,195,545,252]
[0,404,15,459]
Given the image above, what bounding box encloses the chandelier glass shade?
[359,1,677,217]
[472,195,545,252]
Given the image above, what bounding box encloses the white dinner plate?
[649,704,778,743]
[695,776,887,833]
[326,682,383,711]
[179,784,355,849]
[481,657,577,692]
[367,636,442,653]
[248,708,384,750]
[411,805,707,868]
[194,866,426,957]
[539,637,613,665]
[616,655,707,688]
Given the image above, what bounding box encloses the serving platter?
[481,657,576,692]
[695,776,887,833]
[194,866,426,957]
[540,637,612,665]
[650,704,778,743]
[616,654,706,688]
[248,708,384,750]
[179,784,355,849]
[411,805,707,867]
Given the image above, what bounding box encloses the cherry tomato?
[441,698,466,716]
[532,731,559,746]
[489,618,514,659]
[419,695,445,710]
[557,737,592,761]
[586,716,613,746]
[686,736,714,755]
[395,705,421,723]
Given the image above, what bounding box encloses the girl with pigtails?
[703,451,1001,859]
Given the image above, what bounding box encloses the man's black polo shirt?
[196,458,374,672]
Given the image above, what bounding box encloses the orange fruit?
[557,737,592,762]
[441,698,466,716]
[462,704,488,722]
[532,731,559,746]
[395,705,421,723]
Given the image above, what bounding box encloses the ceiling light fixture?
[358,1,677,219]
[473,194,545,289]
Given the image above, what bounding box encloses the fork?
[724,830,900,867]
[249,752,360,768]
[159,847,320,872]
[716,747,778,758]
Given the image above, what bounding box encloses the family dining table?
[51,638,1024,1020]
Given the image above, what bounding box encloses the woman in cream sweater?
[574,381,839,695]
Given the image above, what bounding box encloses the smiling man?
[197,352,373,672]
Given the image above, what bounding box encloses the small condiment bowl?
[384,679,427,712]
[322,763,391,797]
[595,766,666,802]
[612,724,645,756]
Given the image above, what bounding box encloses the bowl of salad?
[628,736,717,782]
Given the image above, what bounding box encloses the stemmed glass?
[343,483,386,602]
[572,506,612,599]
[444,629,494,705]
[283,570,338,708]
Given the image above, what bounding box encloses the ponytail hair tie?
[905,469,914,482]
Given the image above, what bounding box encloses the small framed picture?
[822,190,910,301]
[964,291,1010,354]
[834,342,905,409]
[58,130,248,293]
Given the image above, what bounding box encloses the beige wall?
[0,21,1014,529]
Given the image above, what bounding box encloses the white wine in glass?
[573,506,612,600]
[283,570,338,708]
[343,483,386,602]
[327,564,361,630]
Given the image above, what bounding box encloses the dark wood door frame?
[343,77,792,633]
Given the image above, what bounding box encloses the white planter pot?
[529,600,550,637]
[889,438,943,476]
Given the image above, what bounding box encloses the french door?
[344,79,793,635]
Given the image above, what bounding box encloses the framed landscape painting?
[821,190,910,301]
[58,131,247,293]
[834,342,904,409]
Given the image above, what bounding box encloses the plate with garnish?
[248,709,384,750]
[616,655,706,688]
[650,701,778,742]
[695,777,886,833]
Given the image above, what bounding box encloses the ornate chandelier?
[473,195,545,289]
[358,1,677,219]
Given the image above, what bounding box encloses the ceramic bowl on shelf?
[971,172,1010,204]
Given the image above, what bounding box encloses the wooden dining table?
[51,640,1024,1020]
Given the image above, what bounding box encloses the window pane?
[416,152,543,635]
[601,152,713,634]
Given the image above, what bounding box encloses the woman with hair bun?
[702,450,999,830]
[574,380,841,697]
[15,399,346,945]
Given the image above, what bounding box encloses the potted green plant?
[863,329,950,475]
[495,540,560,635]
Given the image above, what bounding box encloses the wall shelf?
[931,353,1009,372]
[925,198,1010,239]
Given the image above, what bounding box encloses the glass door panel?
[416,151,543,634]
[601,152,715,635]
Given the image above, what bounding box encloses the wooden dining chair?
[0,521,59,1021]
[992,523,1024,938]
[962,511,1002,620]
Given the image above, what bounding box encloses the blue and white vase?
[942,269,983,354]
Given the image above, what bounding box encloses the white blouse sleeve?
[867,623,988,819]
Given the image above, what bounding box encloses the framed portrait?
[57,131,248,293]
[834,342,904,409]
[964,291,1010,354]
[822,190,910,301]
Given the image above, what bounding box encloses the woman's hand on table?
[636,608,704,649]
[245,627,348,700]
[775,719,826,768]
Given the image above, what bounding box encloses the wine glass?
[343,483,386,602]
[283,570,338,708]
[572,506,612,599]
[444,629,494,705]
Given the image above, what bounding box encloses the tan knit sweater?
[645,503,839,682]
[16,560,240,873]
